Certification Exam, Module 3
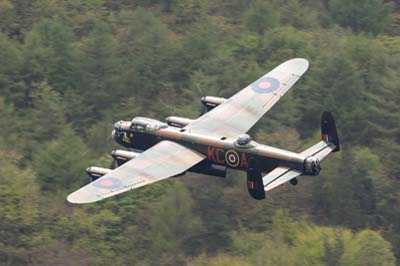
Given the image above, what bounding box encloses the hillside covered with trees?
[1,0,400,265]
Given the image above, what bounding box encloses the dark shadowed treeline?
[0,0,400,265]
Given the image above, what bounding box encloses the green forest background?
[0,0,400,265]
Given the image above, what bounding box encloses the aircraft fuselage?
[113,125,307,176]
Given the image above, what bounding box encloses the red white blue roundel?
[225,150,240,167]
[93,177,122,189]
[251,77,280,94]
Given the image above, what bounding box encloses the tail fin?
[263,112,340,193]
[321,111,340,152]
[300,112,340,160]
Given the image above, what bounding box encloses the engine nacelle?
[201,96,227,111]
[86,166,112,181]
[111,150,140,166]
[303,156,321,176]
[165,116,194,128]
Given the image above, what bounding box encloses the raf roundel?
[93,177,122,189]
[251,76,281,94]
[225,150,240,168]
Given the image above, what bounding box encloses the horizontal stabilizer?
[263,112,340,192]
[264,140,336,191]
[263,166,302,191]
[300,140,336,161]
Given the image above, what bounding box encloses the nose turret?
[112,120,132,147]
[114,121,121,130]
[114,120,132,131]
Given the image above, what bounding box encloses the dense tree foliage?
[0,0,399,265]
[330,0,394,35]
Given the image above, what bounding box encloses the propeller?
[107,125,118,169]
[109,157,117,169]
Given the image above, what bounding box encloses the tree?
[292,226,351,266]
[25,83,66,147]
[0,0,38,39]
[147,182,202,266]
[171,0,206,24]
[0,97,19,150]
[298,54,367,142]
[62,20,122,127]
[230,227,296,266]
[0,33,23,106]
[188,254,251,266]
[185,175,234,252]
[330,0,394,35]
[341,230,396,266]
[69,208,125,266]
[32,126,90,191]
[243,0,279,34]
[260,26,314,65]
[278,0,320,29]
[0,0,15,34]
[0,84,65,156]
[22,17,79,92]
[0,150,41,265]
[115,8,173,97]
[310,147,381,229]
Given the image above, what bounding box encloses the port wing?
[67,141,205,203]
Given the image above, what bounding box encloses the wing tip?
[67,190,103,204]
[278,58,309,76]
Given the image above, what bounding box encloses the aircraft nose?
[114,121,122,130]
[111,129,117,141]
[114,120,132,131]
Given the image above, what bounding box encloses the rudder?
[321,111,340,152]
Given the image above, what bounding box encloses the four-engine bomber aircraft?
[67,58,340,204]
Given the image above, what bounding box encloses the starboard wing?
[184,58,309,138]
[67,141,205,203]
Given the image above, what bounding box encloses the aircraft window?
[131,124,145,131]
[131,117,167,132]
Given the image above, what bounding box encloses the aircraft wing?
[263,166,301,191]
[184,58,309,138]
[67,141,205,203]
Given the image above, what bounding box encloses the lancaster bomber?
[67,58,340,204]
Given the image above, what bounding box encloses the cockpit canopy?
[235,134,252,146]
[130,117,168,132]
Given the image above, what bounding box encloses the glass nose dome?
[114,120,132,131]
